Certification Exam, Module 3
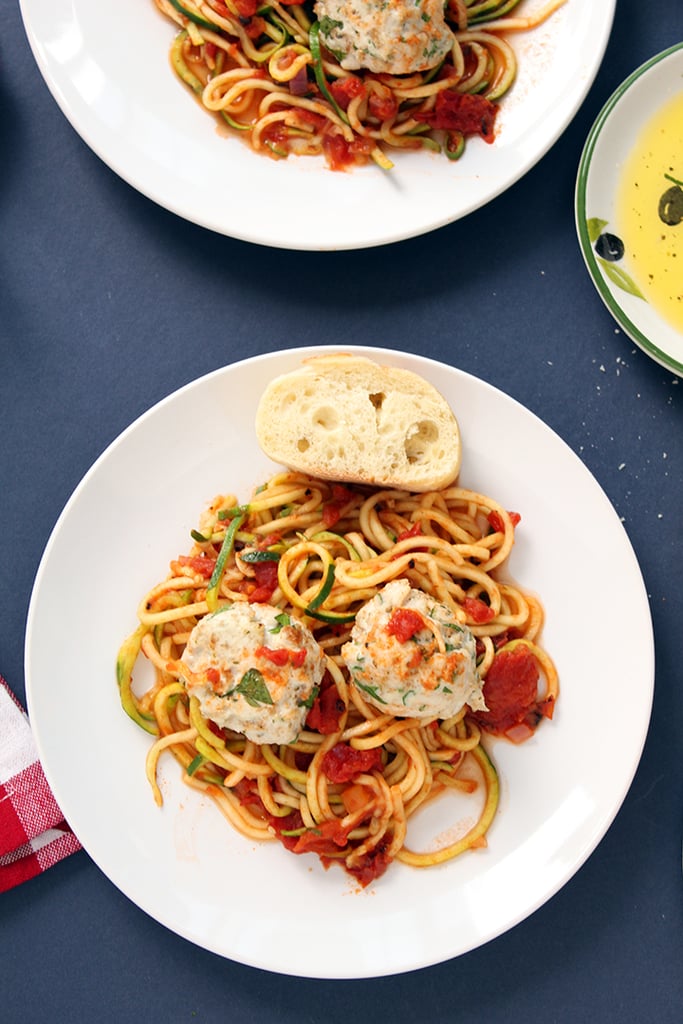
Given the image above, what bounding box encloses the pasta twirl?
[153,0,567,170]
[117,472,558,887]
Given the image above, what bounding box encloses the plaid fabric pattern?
[1,674,81,892]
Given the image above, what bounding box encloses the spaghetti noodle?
[153,0,567,169]
[117,471,558,887]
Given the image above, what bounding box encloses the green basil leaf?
[297,685,319,709]
[269,612,291,634]
[233,668,273,707]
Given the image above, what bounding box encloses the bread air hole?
[297,437,310,453]
[404,421,438,464]
[313,406,338,430]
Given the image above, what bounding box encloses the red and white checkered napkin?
[1,673,81,893]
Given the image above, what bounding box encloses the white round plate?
[575,43,683,377]
[25,346,653,978]
[19,1,615,250]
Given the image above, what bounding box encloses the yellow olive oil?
[617,91,683,333]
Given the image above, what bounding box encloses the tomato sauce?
[322,743,382,783]
[305,674,345,734]
[237,774,391,886]
[329,77,366,112]
[175,554,216,578]
[422,90,498,142]
[241,559,278,602]
[321,132,376,171]
[487,509,521,532]
[462,596,496,623]
[322,484,355,527]
[474,645,554,740]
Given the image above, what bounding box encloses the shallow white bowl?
[575,43,683,376]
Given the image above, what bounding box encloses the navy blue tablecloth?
[1,0,682,1020]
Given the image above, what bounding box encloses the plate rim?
[24,345,655,977]
[574,41,683,377]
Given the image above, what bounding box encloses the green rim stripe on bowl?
[575,42,683,377]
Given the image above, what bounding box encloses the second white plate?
[25,346,654,978]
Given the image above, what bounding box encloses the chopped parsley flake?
[354,680,387,704]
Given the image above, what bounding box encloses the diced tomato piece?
[294,750,313,772]
[291,107,325,131]
[396,522,423,543]
[322,743,382,783]
[244,559,279,602]
[346,846,393,887]
[176,555,216,578]
[205,667,221,686]
[393,521,428,556]
[422,90,498,142]
[231,0,258,16]
[290,648,307,668]
[321,131,374,171]
[244,15,266,39]
[329,76,366,111]
[258,532,282,549]
[322,503,342,528]
[255,645,289,667]
[474,645,548,737]
[306,675,345,734]
[254,645,307,668]
[386,608,424,643]
[331,484,354,503]
[487,509,521,532]
[293,817,350,854]
[341,782,374,816]
[268,810,305,851]
[463,596,496,624]
[232,778,264,816]
[207,719,227,742]
[322,484,355,527]
[368,90,398,121]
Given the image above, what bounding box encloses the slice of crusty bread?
[255,353,462,492]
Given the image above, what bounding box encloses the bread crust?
[255,354,462,492]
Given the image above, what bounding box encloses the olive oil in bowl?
[617,91,683,334]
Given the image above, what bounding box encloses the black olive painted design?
[595,232,625,261]
[658,175,683,226]
[585,217,645,300]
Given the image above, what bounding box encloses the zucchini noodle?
[118,471,558,887]
[153,0,567,170]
